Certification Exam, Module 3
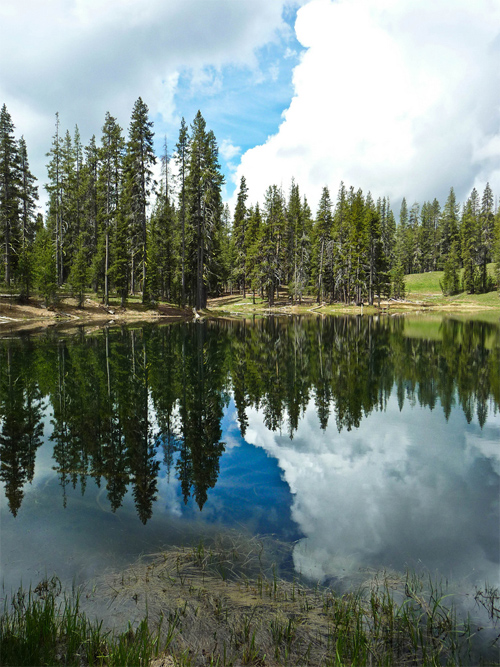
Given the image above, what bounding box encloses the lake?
[1,315,499,612]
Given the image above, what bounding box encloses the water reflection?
[0,316,499,525]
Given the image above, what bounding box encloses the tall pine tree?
[122,98,155,303]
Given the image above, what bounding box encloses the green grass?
[404,270,446,296]
[0,577,171,667]
[405,263,499,306]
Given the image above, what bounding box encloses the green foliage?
[232,175,249,293]
[0,580,165,667]
[494,209,500,291]
[185,112,224,308]
[33,227,57,305]
[257,185,287,305]
[122,97,156,303]
[439,187,460,265]
[440,241,461,296]
[16,242,34,300]
[391,261,406,299]
[311,186,333,303]
[0,104,22,286]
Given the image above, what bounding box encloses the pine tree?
[17,137,38,247]
[108,206,129,306]
[439,187,460,267]
[219,203,233,293]
[347,187,366,303]
[395,197,409,275]
[81,135,99,261]
[185,112,223,309]
[149,138,176,301]
[494,210,500,292]
[363,202,389,306]
[429,198,441,271]
[259,185,286,305]
[123,98,156,303]
[331,182,350,302]
[378,196,396,272]
[246,203,262,303]
[461,196,478,293]
[418,202,434,273]
[440,240,460,296]
[311,186,333,303]
[73,126,84,242]
[478,182,495,292]
[33,226,57,305]
[45,113,64,286]
[391,261,406,299]
[16,136,38,297]
[287,180,309,303]
[407,202,420,273]
[232,175,248,295]
[0,104,21,287]
[175,118,189,307]
[98,112,124,304]
[60,129,77,273]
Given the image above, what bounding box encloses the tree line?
[1,101,500,307]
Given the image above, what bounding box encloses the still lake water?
[1,315,499,603]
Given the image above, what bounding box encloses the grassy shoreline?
[2,535,499,666]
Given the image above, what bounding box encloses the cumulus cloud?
[0,0,302,202]
[234,0,500,211]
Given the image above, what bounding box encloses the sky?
[2,0,500,216]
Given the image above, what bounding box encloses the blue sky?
[1,0,500,214]
[153,17,305,201]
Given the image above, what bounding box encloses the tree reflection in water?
[0,316,498,521]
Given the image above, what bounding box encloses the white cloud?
[0,0,303,207]
[219,138,242,162]
[233,0,500,212]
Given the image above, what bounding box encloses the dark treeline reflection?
[1,317,499,521]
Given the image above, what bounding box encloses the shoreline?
[3,536,499,667]
[0,292,499,335]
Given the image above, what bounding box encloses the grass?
[208,265,499,319]
[0,577,170,666]
[405,263,499,305]
[3,535,498,666]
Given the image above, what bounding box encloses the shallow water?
[1,315,499,603]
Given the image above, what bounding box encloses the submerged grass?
[1,534,499,666]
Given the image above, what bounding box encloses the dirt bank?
[0,295,191,334]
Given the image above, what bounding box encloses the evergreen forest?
[1,101,500,308]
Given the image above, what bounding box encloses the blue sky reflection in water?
[0,404,300,593]
[0,317,499,599]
